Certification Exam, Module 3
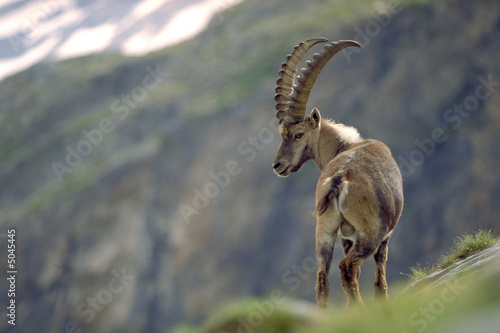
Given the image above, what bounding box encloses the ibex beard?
[272,38,403,309]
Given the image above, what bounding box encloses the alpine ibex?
[272,38,403,309]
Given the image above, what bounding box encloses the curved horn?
[287,40,361,122]
[275,37,328,121]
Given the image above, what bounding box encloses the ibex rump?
[272,38,403,309]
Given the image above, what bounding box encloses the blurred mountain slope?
[0,0,499,332]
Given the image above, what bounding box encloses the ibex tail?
[315,174,344,216]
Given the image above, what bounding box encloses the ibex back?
[272,38,403,309]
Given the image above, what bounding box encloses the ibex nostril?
[272,162,281,170]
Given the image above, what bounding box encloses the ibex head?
[272,38,361,177]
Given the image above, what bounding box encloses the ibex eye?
[295,133,304,139]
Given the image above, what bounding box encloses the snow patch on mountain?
[0,0,242,80]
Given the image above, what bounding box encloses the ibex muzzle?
[272,38,404,310]
[272,108,321,177]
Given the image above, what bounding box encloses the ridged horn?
[275,37,328,121]
[286,40,361,122]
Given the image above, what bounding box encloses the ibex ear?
[310,108,321,129]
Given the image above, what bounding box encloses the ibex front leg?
[315,214,338,310]
[339,235,379,306]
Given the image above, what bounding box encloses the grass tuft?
[408,262,438,283]
[408,229,498,283]
[438,229,497,269]
[201,298,308,333]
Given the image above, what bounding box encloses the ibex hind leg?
[373,238,390,298]
[340,237,353,256]
[339,236,379,307]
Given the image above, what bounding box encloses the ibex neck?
[314,120,362,170]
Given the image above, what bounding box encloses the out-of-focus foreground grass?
[173,234,500,333]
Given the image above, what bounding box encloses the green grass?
[408,229,498,283]
[302,274,500,333]
[408,262,438,283]
[439,229,498,269]
[201,298,308,333]
[168,325,200,333]
[185,269,500,333]
[188,229,500,333]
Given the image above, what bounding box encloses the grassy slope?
[409,229,499,282]
[188,233,500,333]
[174,272,500,333]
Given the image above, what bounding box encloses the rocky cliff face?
[1,0,499,332]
